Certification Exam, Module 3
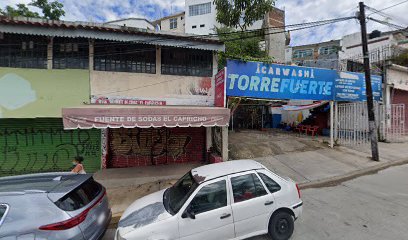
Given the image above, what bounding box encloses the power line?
[367,17,408,33]
[366,0,408,17]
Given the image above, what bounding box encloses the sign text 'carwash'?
[226,60,382,101]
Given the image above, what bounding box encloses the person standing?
[71,156,86,174]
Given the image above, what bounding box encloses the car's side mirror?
[182,207,196,219]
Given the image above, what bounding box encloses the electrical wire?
[0,16,356,64]
[366,0,408,17]
[367,17,408,33]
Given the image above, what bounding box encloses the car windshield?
[164,171,199,215]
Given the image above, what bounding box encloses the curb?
[298,158,408,189]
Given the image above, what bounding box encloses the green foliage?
[214,0,274,30]
[1,4,40,18]
[392,50,408,67]
[217,27,273,69]
[0,0,65,20]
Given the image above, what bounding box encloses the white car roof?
[191,160,266,183]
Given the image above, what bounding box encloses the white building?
[154,12,185,33]
[105,18,155,30]
[339,30,407,71]
[184,0,265,35]
[184,0,219,35]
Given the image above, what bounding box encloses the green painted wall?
[0,68,90,118]
[0,118,101,176]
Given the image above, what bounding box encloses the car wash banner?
[226,60,382,102]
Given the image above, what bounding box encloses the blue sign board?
[334,72,382,101]
[226,60,382,102]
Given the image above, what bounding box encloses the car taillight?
[296,184,301,199]
[40,190,106,231]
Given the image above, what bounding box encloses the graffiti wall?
[90,71,214,106]
[0,118,101,176]
[109,127,205,167]
[0,68,90,118]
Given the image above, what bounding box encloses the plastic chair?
[308,126,319,138]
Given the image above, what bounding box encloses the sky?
[1,0,407,46]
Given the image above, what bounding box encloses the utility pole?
[358,2,380,161]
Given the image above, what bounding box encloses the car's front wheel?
[268,211,294,240]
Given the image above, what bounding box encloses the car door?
[228,171,277,238]
[178,177,235,240]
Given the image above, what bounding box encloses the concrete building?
[105,18,155,30]
[339,30,407,72]
[286,39,341,69]
[154,12,185,33]
[264,7,287,63]
[0,16,229,176]
[184,0,220,35]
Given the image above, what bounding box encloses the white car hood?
[118,189,172,235]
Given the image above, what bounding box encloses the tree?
[0,0,65,20]
[0,4,40,18]
[213,0,275,30]
[216,27,272,69]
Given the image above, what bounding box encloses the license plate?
[97,212,106,225]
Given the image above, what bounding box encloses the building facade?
[286,39,341,69]
[154,12,185,33]
[0,16,229,176]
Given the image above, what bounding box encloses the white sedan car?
[116,160,302,240]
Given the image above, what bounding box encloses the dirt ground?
[229,129,328,159]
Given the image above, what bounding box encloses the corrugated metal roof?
[0,16,224,51]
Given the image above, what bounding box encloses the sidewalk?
[94,140,408,222]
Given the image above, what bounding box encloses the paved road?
[103,164,408,240]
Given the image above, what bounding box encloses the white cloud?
[1,0,406,45]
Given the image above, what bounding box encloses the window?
[319,46,338,55]
[258,172,281,193]
[53,37,89,69]
[189,180,227,215]
[170,18,178,29]
[293,49,313,59]
[200,24,205,28]
[189,2,211,16]
[94,41,156,73]
[55,178,102,211]
[0,33,47,69]
[162,47,212,77]
[192,25,197,29]
[231,174,267,203]
[0,204,9,226]
[164,172,199,214]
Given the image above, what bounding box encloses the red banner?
[214,68,226,107]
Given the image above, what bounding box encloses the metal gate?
[336,102,405,149]
[383,104,405,142]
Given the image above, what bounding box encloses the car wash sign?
[226,60,382,101]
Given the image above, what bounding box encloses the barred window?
[293,49,313,58]
[189,2,211,16]
[0,33,47,69]
[319,46,338,55]
[170,18,178,29]
[161,47,212,77]
[53,37,89,69]
[94,41,156,73]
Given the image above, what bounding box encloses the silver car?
[0,172,111,240]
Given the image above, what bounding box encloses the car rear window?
[55,178,102,211]
[0,204,9,226]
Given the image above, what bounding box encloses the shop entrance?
[108,127,206,168]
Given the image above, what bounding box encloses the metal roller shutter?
[392,89,408,134]
[109,127,206,168]
[0,118,101,176]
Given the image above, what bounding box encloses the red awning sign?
[62,105,230,129]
